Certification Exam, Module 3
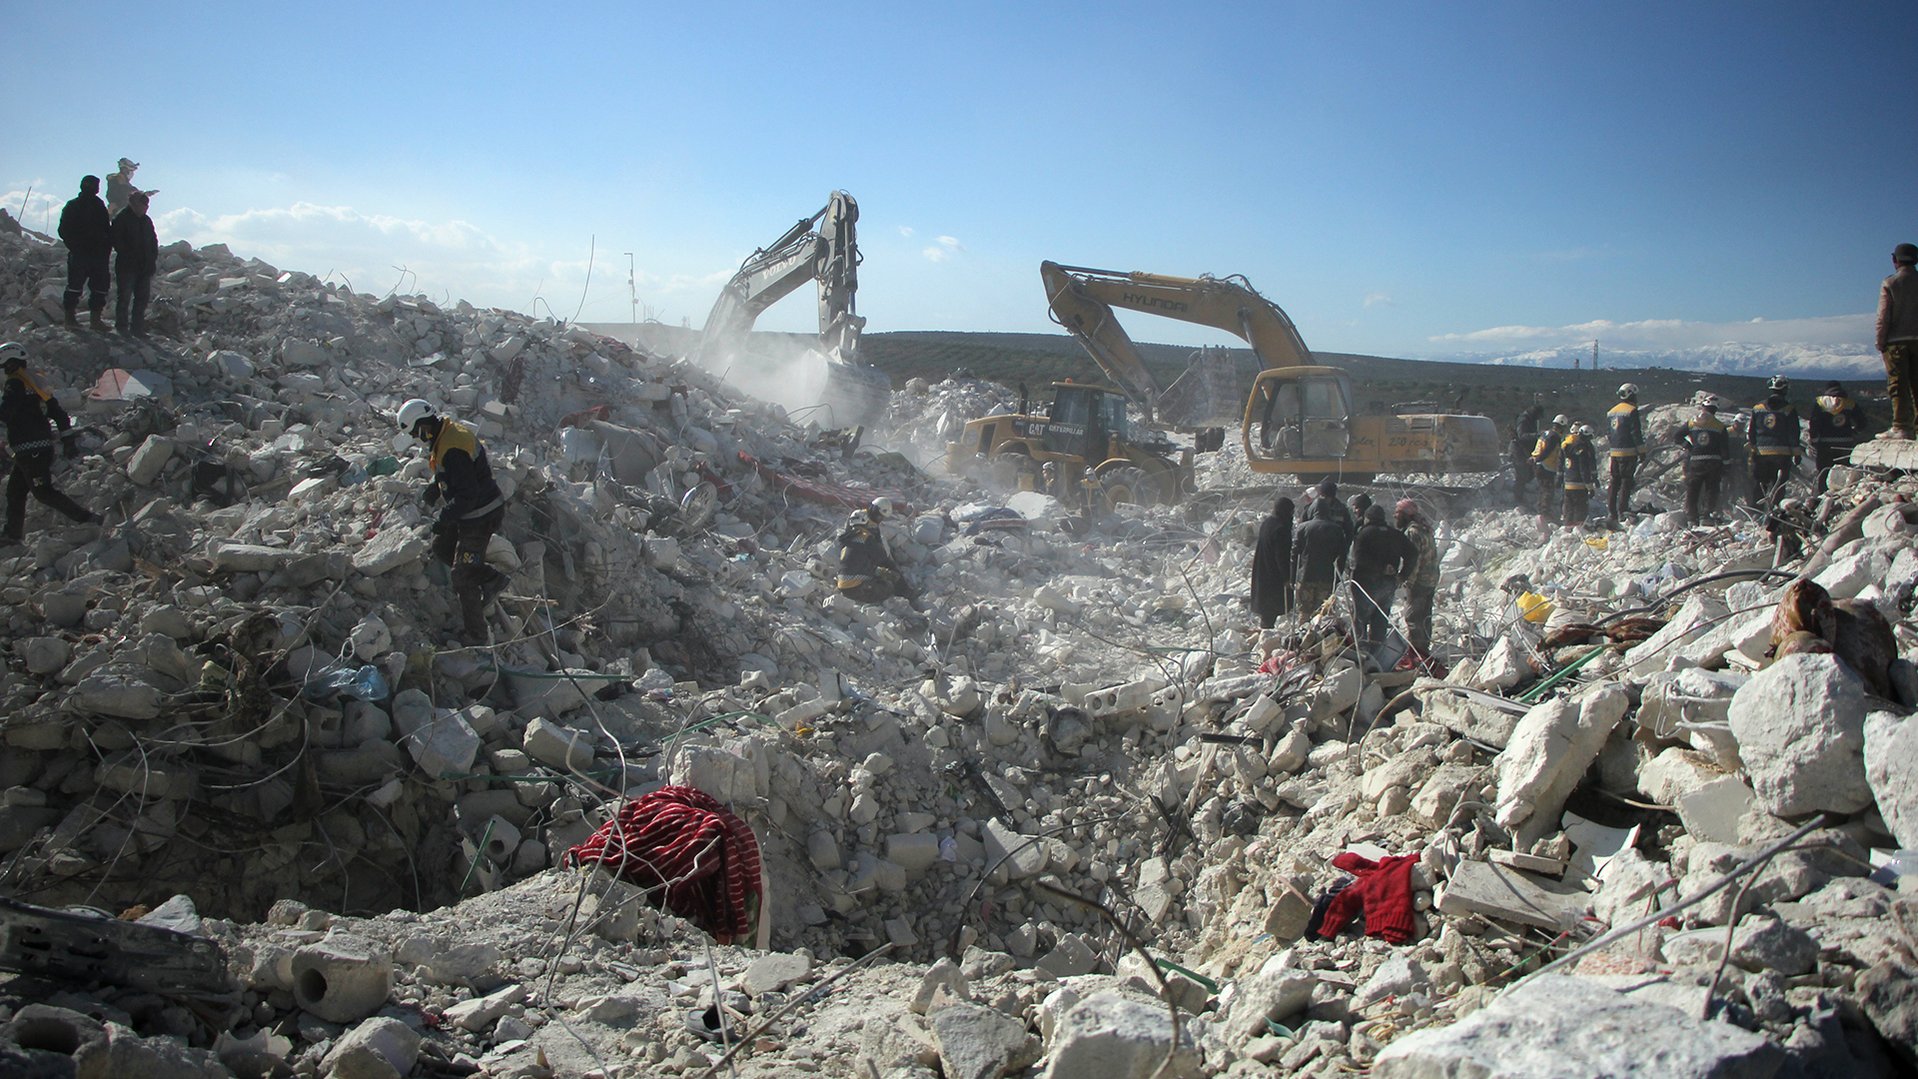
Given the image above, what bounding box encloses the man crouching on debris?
[396,399,510,643]
[837,498,918,606]
[3,343,97,544]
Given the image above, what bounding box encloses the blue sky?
[4,2,1910,363]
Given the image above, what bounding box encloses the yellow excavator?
[1038,262,1502,483]
[696,191,890,439]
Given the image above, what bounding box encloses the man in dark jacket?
[1807,382,1866,494]
[1292,497,1348,617]
[58,176,112,330]
[1511,402,1543,506]
[1559,424,1599,528]
[1250,495,1294,628]
[397,399,510,643]
[1876,242,1918,439]
[3,344,97,543]
[1350,504,1415,660]
[110,191,159,337]
[1312,478,1357,544]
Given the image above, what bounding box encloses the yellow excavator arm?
[1040,261,1314,426]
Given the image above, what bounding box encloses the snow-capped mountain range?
[1454,342,1881,378]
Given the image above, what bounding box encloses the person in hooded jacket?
[3,344,97,543]
[57,176,112,330]
[1876,242,1918,439]
[1250,495,1294,628]
[1292,497,1348,617]
[1349,504,1415,660]
[1511,402,1543,506]
[110,190,159,336]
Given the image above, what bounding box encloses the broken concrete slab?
[1435,858,1589,932]
[1372,974,1784,1079]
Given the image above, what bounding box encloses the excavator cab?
[1247,368,1354,465]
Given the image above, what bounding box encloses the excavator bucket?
[1156,349,1244,429]
[821,359,891,430]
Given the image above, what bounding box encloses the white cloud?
[897,225,915,238]
[922,235,964,263]
[1428,313,1869,351]
[1362,292,1393,308]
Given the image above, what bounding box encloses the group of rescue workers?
[1250,481,1441,669]
[1511,374,1874,531]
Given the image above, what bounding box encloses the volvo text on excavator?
[695,191,891,442]
[1039,262,1502,483]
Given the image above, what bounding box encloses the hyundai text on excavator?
[1036,262,1502,484]
[695,191,890,443]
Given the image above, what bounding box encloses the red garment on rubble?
[1313,851,1419,944]
[564,785,763,943]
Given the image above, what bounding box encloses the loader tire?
[1099,466,1156,510]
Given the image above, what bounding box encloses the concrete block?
[321,1016,420,1078]
[1674,775,1755,845]
[522,717,594,772]
[888,832,941,875]
[125,436,176,486]
[1435,859,1589,932]
[400,707,481,779]
[351,526,429,576]
[291,934,393,1023]
[1262,885,1312,943]
[443,983,527,1032]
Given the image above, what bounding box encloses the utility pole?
[623,252,637,326]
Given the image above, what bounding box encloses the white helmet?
[1551,413,1571,427]
[1696,392,1721,411]
[1617,383,1638,400]
[1575,423,1596,438]
[395,398,436,432]
[0,342,23,370]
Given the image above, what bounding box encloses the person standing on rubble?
[396,399,511,644]
[1605,384,1644,520]
[1511,401,1543,506]
[1559,424,1599,528]
[1292,497,1348,618]
[57,176,112,331]
[1349,504,1415,664]
[1876,242,1918,440]
[1750,376,1802,511]
[2,344,97,545]
[110,191,158,337]
[1394,499,1440,656]
[1250,495,1295,629]
[836,498,917,606]
[1808,382,1866,495]
[1675,394,1729,527]
[1529,414,1569,523]
[1308,478,1356,544]
[106,158,153,216]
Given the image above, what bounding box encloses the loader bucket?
[822,360,892,430]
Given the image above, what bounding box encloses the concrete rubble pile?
[2,208,1916,1077]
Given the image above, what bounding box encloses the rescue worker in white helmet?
[1559,423,1599,529]
[836,497,917,606]
[1529,414,1570,524]
[1749,375,1802,512]
[1605,384,1644,520]
[396,398,510,643]
[1674,394,1730,526]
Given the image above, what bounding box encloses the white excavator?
[696,191,891,446]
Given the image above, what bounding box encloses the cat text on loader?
[1040,261,1501,482]
[946,381,1194,511]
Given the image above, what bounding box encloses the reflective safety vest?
[1680,415,1728,461]
[1531,428,1565,472]
[1561,437,1598,490]
[1750,398,1801,457]
[1809,399,1864,448]
[1606,401,1643,457]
